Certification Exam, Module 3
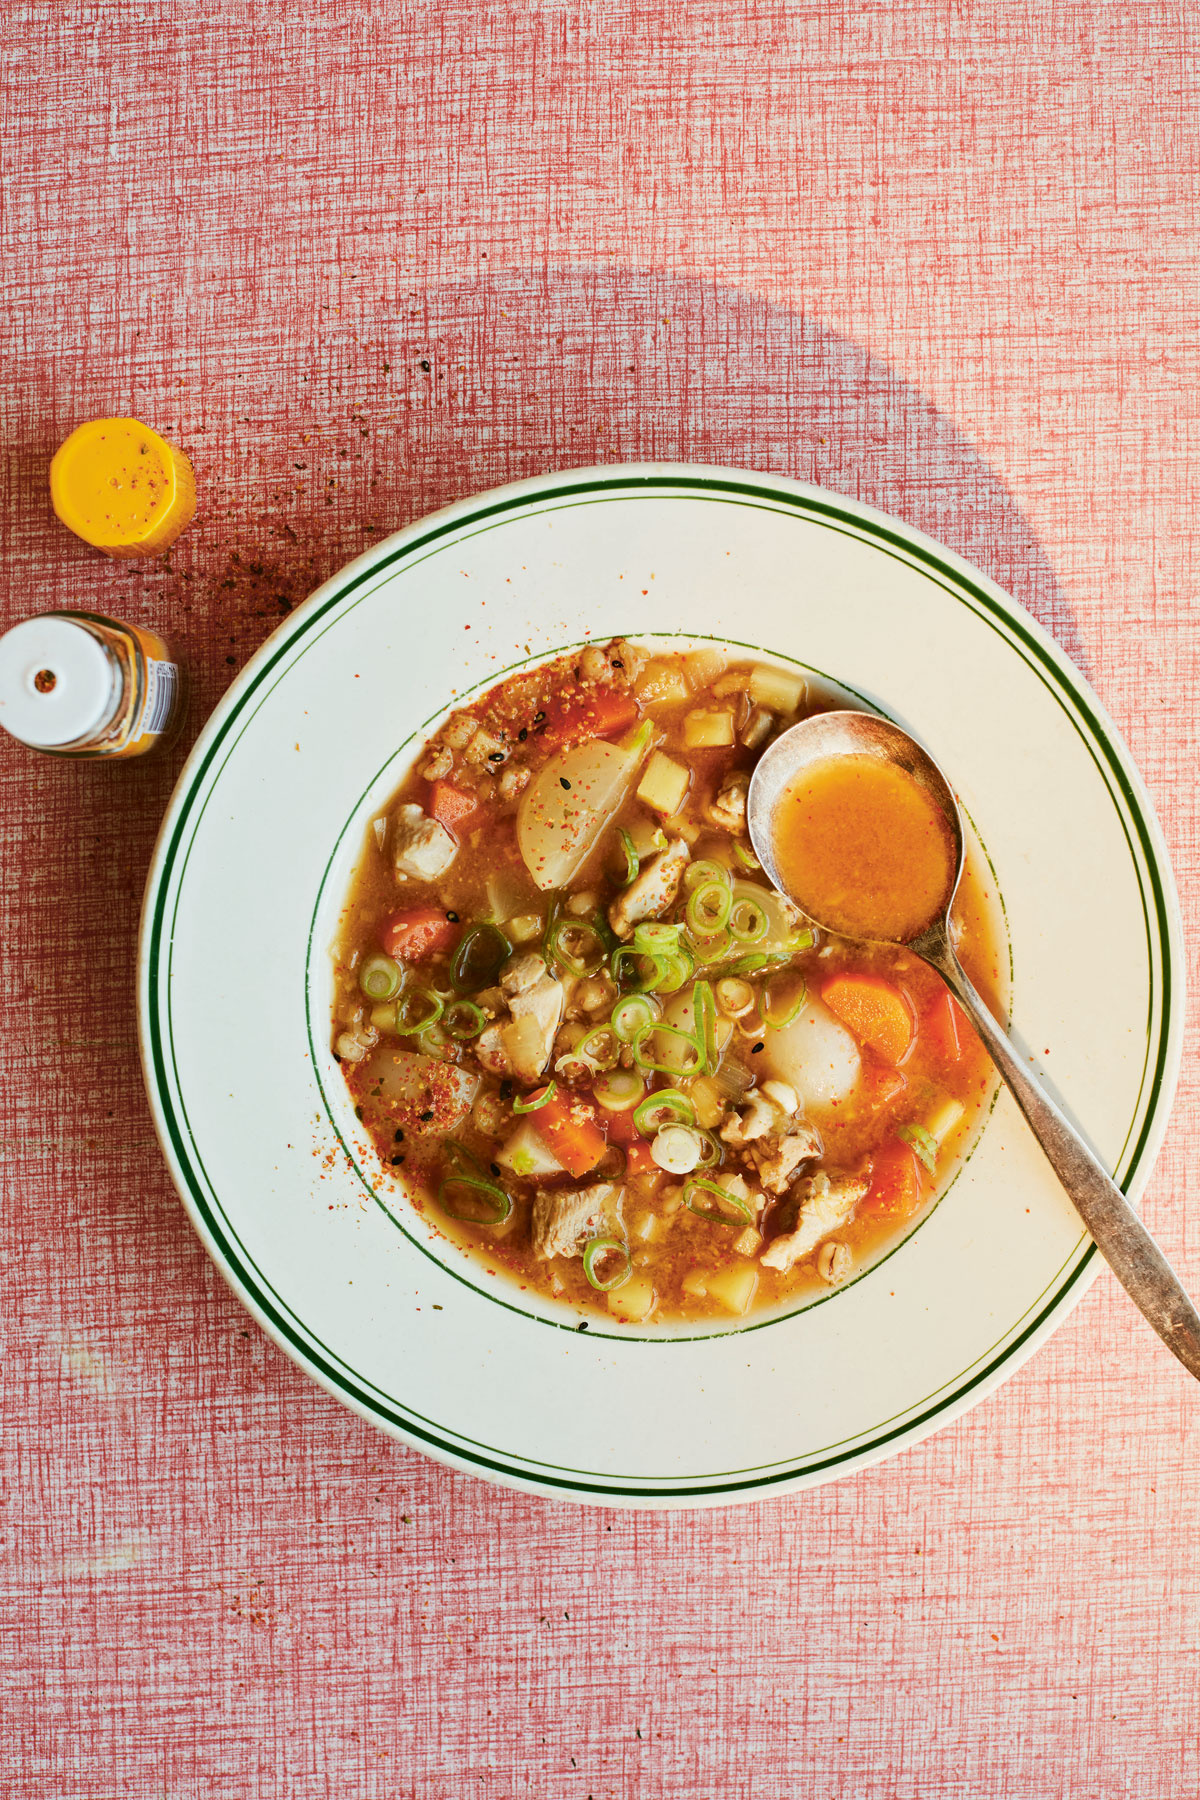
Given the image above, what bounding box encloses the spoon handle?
[920,935,1200,1382]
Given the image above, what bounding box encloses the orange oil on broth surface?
[773,754,956,942]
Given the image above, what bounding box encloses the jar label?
[140,658,180,737]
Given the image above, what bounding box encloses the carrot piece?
[602,1107,641,1147]
[530,1090,609,1177]
[427,778,483,837]
[821,973,915,1065]
[861,1140,923,1218]
[381,907,461,963]
[623,1140,660,1176]
[923,990,970,1065]
[541,688,640,750]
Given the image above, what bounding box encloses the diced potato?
[369,1002,398,1032]
[518,738,643,891]
[682,709,736,749]
[748,665,806,713]
[624,813,667,859]
[925,1094,966,1145]
[686,1075,725,1130]
[732,1227,762,1257]
[634,659,692,705]
[637,750,691,818]
[494,1118,565,1179]
[704,1264,759,1316]
[685,646,728,688]
[681,1270,709,1299]
[608,1274,657,1322]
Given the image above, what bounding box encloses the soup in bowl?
[329,638,1002,1326]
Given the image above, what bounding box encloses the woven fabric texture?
[2,5,1198,1796]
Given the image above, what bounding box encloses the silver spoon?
[747,708,1200,1382]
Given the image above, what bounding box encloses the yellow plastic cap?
[50,418,196,558]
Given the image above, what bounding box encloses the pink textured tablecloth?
[3,6,1198,1795]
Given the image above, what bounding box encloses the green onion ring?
[617,828,639,886]
[451,921,511,993]
[898,1122,939,1174]
[631,1023,705,1077]
[653,944,695,995]
[683,858,732,893]
[693,980,719,1070]
[611,946,671,993]
[732,843,760,870]
[683,1177,755,1227]
[438,1174,513,1225]
[577,1025,621,1071]
[611,994,660,1041]
[582,1236,633,1291]
[630,921,681,951]
[633,1088,697,1133]
[512,1081,556,1114]
[395,987,445,1033]
[549,916,608,977]
[693,1129,724,1169]
[762,978,808,1029]
[728,896,770,944]
[443,999,488,1040]
[686,880,733,936]
[593,1069,644,1111]
[359,953,402,1001]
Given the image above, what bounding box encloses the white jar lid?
[0,615,119,748]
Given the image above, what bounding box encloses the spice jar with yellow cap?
[50,418,196,558]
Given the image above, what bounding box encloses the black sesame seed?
[446,911,459,922]
[534,710,546,724]
[577,1321,589,1332]
[752,1042,765,1054]
[612,659,625,670]
[419,1109,434,1122]
[420,358,431,371]
[391,1155,405,1166]
[518,727,528,741]
[332,1052,342,1064]
[354,1105,364,1120]
[394,1128,405,1141]
[560,777,571,790]
[490,1163,501,1177]
[488,751,504,762]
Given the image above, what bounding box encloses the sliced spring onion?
[359,953,402,1001]
[443,999,487,1040]
[686,927,734,969]
[683,1177,756,1228]
[633,1089,697,1133]
[732,842,760,870]
[693,980,719,1071]
[593,1143,628,1182]
[693,1128,724,1169]
[763,977,808,1029]
[653,943,696,995]
[728,895,770,944]
[898,1122,939,1174]
[651,1124,705,1174]
[438,1139,513,1224]
[611,994,661,1041]
[631,1023,705,1077]
[683,858,732,894]
[611,946,672,993]
[686,879,733,936]
[786,928,817,953]
[713,1059,755,1101]
[548,915,608,976]
[577,1025,621,1071]
[582,1235,633,1292]
[714,976,755,1018]
[631,921,681,952]
[451,921,511,993]
[617,828,639,886]
[395,988,445,1033]
[717,950,794,978]
[512,1081,555,1113]
[593,1069,645,1111]
[438,1175,513,1225]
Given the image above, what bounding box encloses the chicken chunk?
[607,837,689,939]
[478,954,567,1082]
[750,1121,824,1194]
[392,804,458,880]
[706,770,748,833]
[719,1091,780,1146]
[760,1170,869,1272]
[532,1182,622,1260]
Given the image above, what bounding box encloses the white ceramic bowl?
[139,465,1183,1506]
